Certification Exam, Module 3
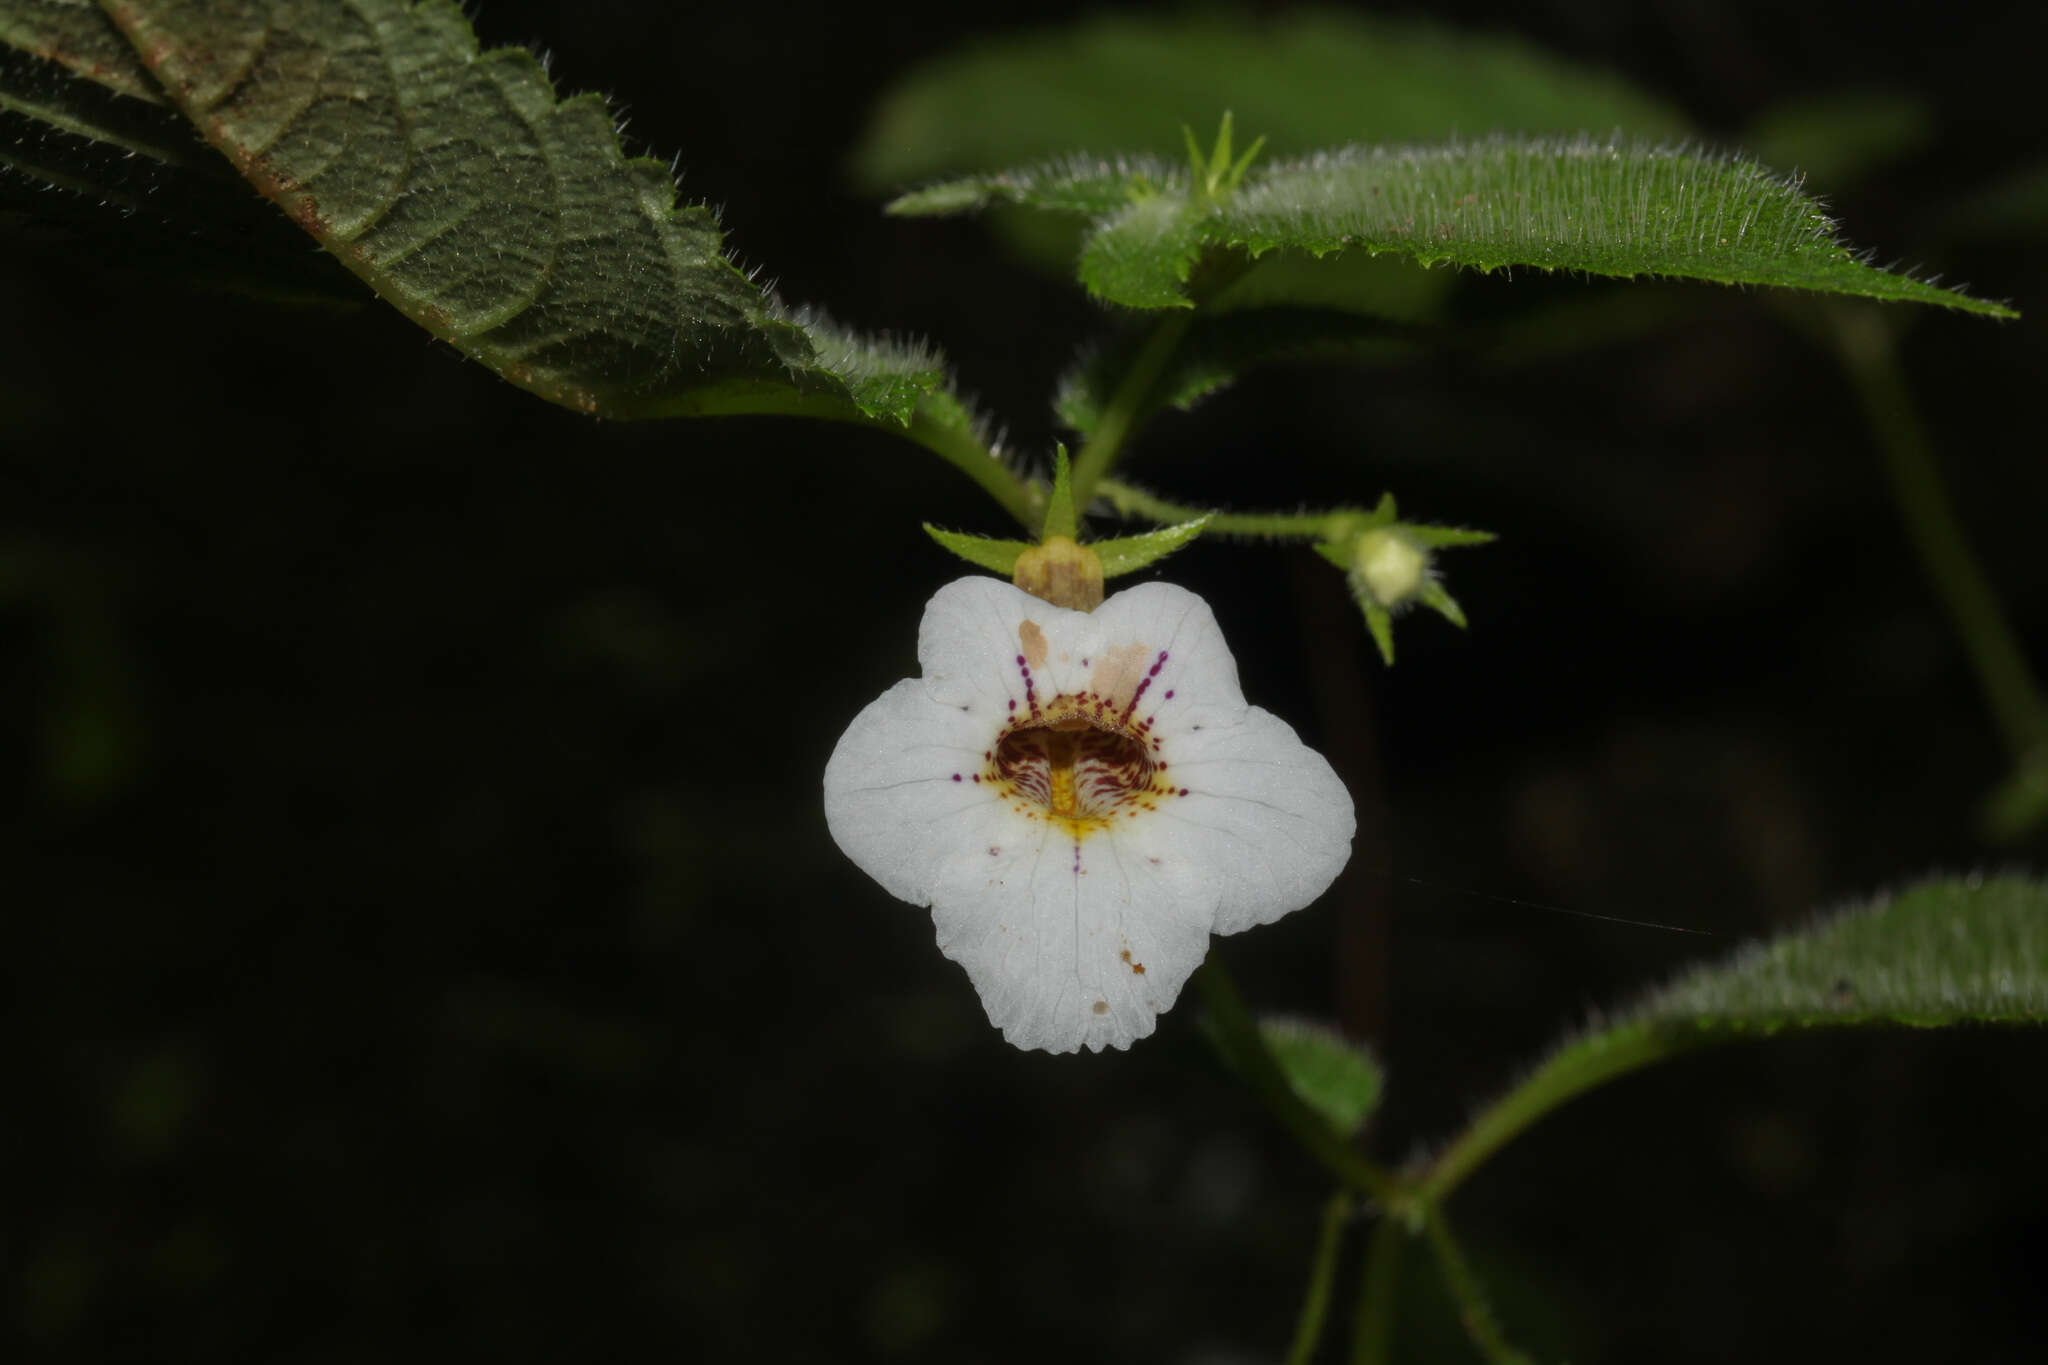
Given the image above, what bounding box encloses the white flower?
[824,575,1355,1054]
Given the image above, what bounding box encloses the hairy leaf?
[1091,516,1209,579]
[79,0,992,442]
[1421,874,2048,1200]
[0,37,363,296]
[2,0,157,100]
[1260,1017,1384,1137]
[897,137,2014,318]
[860,9,1691,319]
[852,9,1688,195]
[923,525,1030,576]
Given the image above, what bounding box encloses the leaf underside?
[894,137,2015,318]
[1,0,160,101]
[1525,874,2044,1122]
[5,0,991,439]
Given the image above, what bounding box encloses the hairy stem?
[906,406,1041,531]
[1195,954,1401,1205]
[1286,1192,1353,1365]
[1069,313,1192,510]
[1422,1206,1531,1365]
[1099,479,1367,540]
[672,386,1040,530]
[1349,1213,1404,1365]
[1415,1024,1698,1206]
[1832,307,2048,761]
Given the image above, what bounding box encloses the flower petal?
[914,577,1248,734]
[1121,707,1354,935]
[823,678,1005,906]
[929,820,1215,1054]
[915,576,1068,718]
[1081,581,1247,735]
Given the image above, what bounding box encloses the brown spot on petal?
[1089,643,1150,710]
[1018,619,1048,669]
[1091,1000,1109,1015]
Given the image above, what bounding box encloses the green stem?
[664,385,1040,531]
[1415,1024,1701,1206]
[1099,479,1366,540]
[1422,1205,1530,1365]
[1195,955,1402,1205]
[1285,1193,1353,1365]
[1068,313,1193,510]
[1832,306,2048,760]
[906,405,1041,531]
[1349,1213,1404,1365]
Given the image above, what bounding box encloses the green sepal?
[1406,524,1497,548]
[1260,1017,1385,1138]
[1042,445,1079,541]
[1311,541,1352,571]
[1361,600,1396,666]
[923,525,1033,576]
[1092,516,1212,578]
[1417,579,1469,629]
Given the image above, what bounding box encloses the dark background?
[5,1,2045,1360]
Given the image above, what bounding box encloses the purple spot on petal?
[1164,689,1175,699]
[952,773,962,782]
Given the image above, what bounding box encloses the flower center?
[990,709,1169,837]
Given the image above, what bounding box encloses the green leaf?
[1091,516,1209,579]
[81,0,1001,442]
[922,525,1031,576]
[910,137,2014,318]
[884,154,1173,219]
[1076,190,1204,311]
[1041,445,1078,540]
[1055,308,1422,436]
[1,0,160,102]
[1420,874,2048,1202]
[0,34,183,164]
[861,9,1691,318]
[0,36,364,298]
[1260,1017,1384,1137]
[853,10,1689,196]
[99,0,804,415]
